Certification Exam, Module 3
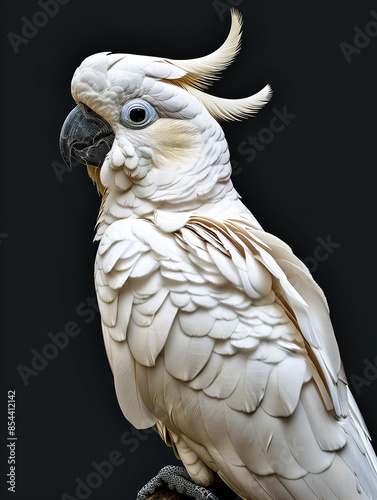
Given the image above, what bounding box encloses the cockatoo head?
[60,11,271,223]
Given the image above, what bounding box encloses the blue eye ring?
[120,98,159,129]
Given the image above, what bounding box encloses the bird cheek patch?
[144,119,202,171]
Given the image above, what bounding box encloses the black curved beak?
[59,103,115,169]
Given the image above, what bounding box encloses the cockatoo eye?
[120,99,159,129]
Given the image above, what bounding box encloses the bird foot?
[137,465,219,500]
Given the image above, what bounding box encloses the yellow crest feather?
[167,9,243,90]
[165,10,272,122]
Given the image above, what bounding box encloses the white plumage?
[66,10,377,499]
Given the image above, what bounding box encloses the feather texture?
[94,215,377,499]
[183,83,273,122]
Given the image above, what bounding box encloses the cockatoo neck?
[94,112,262,239]
[95,171,260,240]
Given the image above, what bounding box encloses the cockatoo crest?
[167,8,244,91]
[165,9,272,121]
[71,10,271,124]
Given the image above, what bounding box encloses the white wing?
[95,216,377,499]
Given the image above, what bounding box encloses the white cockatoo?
[60,11,377,500]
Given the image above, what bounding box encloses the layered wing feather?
[95,216,377,499]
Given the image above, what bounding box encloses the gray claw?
[137,465,219,500]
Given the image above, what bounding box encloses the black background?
[1,0,377,499]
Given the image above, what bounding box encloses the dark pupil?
[130,108,146,123]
